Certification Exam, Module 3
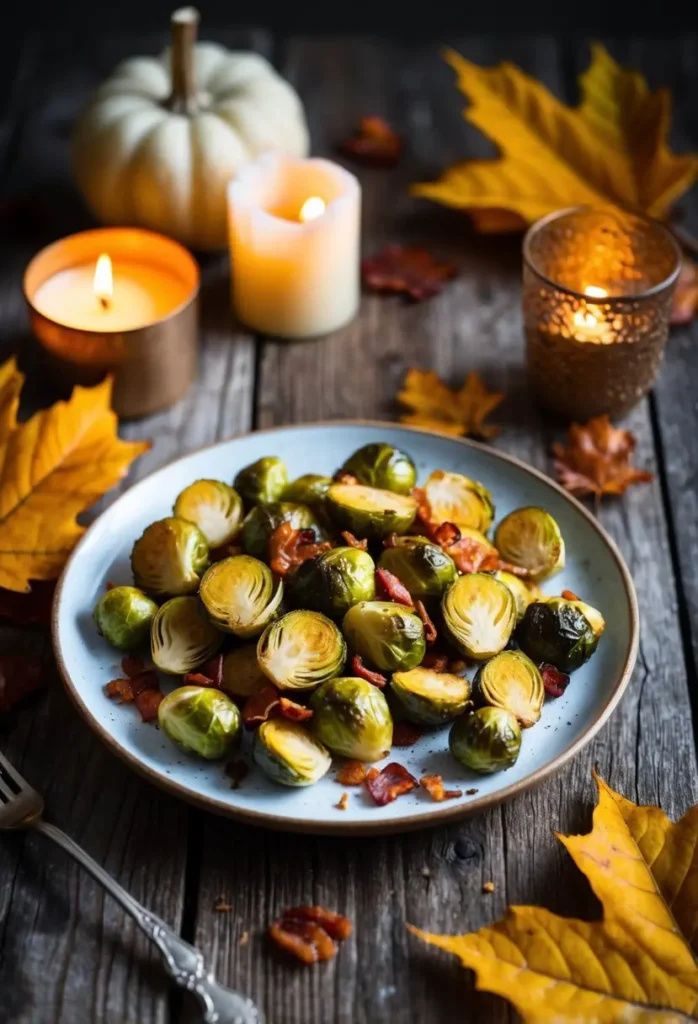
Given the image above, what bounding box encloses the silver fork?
[0,748,263,1024]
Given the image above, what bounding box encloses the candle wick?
[98,295,111,311]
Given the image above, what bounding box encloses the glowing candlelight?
[299,196,326,222]
[93,253,113,311]
[571,285,613,343]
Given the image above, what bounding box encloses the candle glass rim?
[522,205,682,303]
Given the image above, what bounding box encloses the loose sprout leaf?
[339,116,402,167]
[362,246,457,302]
[398,369,504,439]
[553,415,654,500]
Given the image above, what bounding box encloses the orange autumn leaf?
[552,415,653,500]
[0,366,149,592]
[409,772,698,1022]
[398,368,504,439]
[413,44,698,232]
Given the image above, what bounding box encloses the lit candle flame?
[299,196,326,222]
[93,253,113,311]
[572,285,610,341]
[583,285,608,299]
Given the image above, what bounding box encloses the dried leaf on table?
[362,246,457,302]
[413,44,698,231]
[671,259,698,325]
[552,414,653,499]
[398,369,504,439]
[339,116,402,167]
[0,655,48,713]
[409,771,698,1022]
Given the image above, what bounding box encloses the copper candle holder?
[24,228,199,419]
[523,207,681,421]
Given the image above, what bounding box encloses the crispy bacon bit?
[465,787,479,796]
[243,685,281,729]
[336,792,349,811]
[130,670,159,695]
[332,470,359,485]
[279,697,314,722]
[269,906,352,964]
[121,655,146,678]
[0,655,47,713]
[365,767,380,783]
[134,688,164,722]
[362,246,457,302]
[432,520,461,547]
[339,116,402,167]
[185,654,224,689]
[105,678,136,703]
[351,654,387,689]
[375,568,413,606]
[414,600,437,645]
[420,774,463,802]
[540,663,571,698]
[336,760,368,786]
[340,530,368,551]
[286,905,352,941]
[0,581,56,627]
[421,652,449,672]
[269,522,333,577]
[225,759,250,789]
[365,762,418,806]
[561,589,580,601]
[392,722,424,747]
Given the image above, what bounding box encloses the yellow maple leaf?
[409,772,698,1022]
[413,44,698,231]
[0,365,150,592]
[398,368,504,439]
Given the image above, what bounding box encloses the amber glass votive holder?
[523,206,681,421]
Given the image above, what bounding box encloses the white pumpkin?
[72,9,309,250]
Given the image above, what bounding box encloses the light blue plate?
[53,422,637,834]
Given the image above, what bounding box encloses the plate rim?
[52,419,639,836]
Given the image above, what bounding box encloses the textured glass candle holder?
[523,207,681,421]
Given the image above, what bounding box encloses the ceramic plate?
[53,422,637,835]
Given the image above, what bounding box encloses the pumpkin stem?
[169,7,199,114]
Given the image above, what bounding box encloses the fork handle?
[33,820,262,1024]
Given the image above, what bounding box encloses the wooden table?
[1,28,697,1024]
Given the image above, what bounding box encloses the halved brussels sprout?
[151,597,223,674]
[158,685,241,759]
[253,718,332,786]
[326,483,417,541]
[341,443,417,495]
[289,547,376,618]
[378,536,457,600]
[282,474,331,506]
[342,601,426,672]
[233,456,288,508]
[423,470,494,533]
[131,517,209,598]
[221,646,269,700]
[494,507,565,582]
[472,649,544,727]
[257,610,346,691]
[241,502,322,560]
[390,668,471,726]
[485,570,536,623]
[199,555,283,637]
[310,677,393,761]
[93,585,157,651]
[450,706,521,773]
[173,479,244,548]
[517,597,605,672]
[441,573,516,660]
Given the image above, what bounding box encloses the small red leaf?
[339,116,402,167]
[362,246,457,302]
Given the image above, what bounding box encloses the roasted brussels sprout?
[158,685,241,759]
[221,645,269,700]
[151,597,223,674]
[253,718,332,786]
[442,573,516,660]
[199,555,283,637]
[93,585,157,651]
[449,706,521,773]
[233,456,288,508]
[517,597,605,672]
[494,507,565,582]
[342,601,426,672]
[390,668,471,726]
[131,517,209,598]
[257,610,346,691]
[341,442,417,495]
[485,570,536,623]
[310,677,393,761]
[173,479,244,548]
[378,536,457,600]
[472,649,544,727]
[241,501,322,560]
[289,546,376,617]
[326,483,417,541]
[423,470,494,533]
[282,474,331,506]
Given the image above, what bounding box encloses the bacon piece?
[392,722,424,747]
[336,792,349,811]
[279,697,314,722]
[284,905,352,941]
[414,600,437,645]
[224,759,250,789]
[0,581,56,627]
[351,654,387,689]
[449,659,467,674]
[420,774,463,802]
[242,685,280,729]
[105,678,136,703]
[365,767,380,783]
[129,670,160,695]
[134,688,164,722]
[339,116,402,167]
[365,762,418,806]
[184,654,224,689]
[184,672,216,687]
[540,663,571,698]
[340,530,368,551]
[431,520,461,546]
[121,655,146,678]
[269,523,333,577]
[0,655,47,713]
[375,568,413,606]
[336,760,368,786]
[269,906,352,964]
[421,652,449,672]
[561,589,580,601]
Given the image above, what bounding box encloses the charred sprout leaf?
[342,601,426,672]
[517,597,605,672]
[253,718,332,787]
[241,502,322,561]
[200,555,283,637]
[131,517,209,598]
[390,667,471,726]
[449,706,521,774]
[221,645,269,700]
[422,470,495,533]
[173,479,244,548]
[151,596,222,675]
[494,507,565,582]
[234,456,288,508]
[472,649,544,727]
[442,573,516,661]
[289,547,376,618]
[310,676,393,762]
[341,443,417,495]
[93,585,157,652]
[486,570,536,623]
[326,483,417,542]
[282,474,331,506]
[158,685,241,759]
[378,536,457,600]
[257,610,346,691]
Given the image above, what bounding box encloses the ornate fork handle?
[34,820,262,1024]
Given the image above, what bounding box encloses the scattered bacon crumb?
[431,520,461,547]
[284,905,352,941]
[336,792,349,811]
[375,568,413,606]
[421,652,449,672]
[482,881,495,894]
[414,600,437,645]
[201,654,224,687]
[121,655,146,678]
[449,659,467,674]
[362,246,457,302]
[242,685,280,729]
[339,116,402,167]
[341,530,368,551]
[215,897,234,912]
[134,688,164,722]
[0,581,56,627]
[351,653,387,689]
[420,774,463,802]
[0,655,47,713]
[365,762,418,806]
[184,672,216,687]
[269,523,333,577]
[279,697,314,722]
[336,760,368,786]
[365,767,380,783]
[465,787,479,796]
[422,514,527,576]
[333,471,359,485]
[239,931,249,946]
[225,759,250,789]
[561,589,580,601]
[392,722,424,747]
[269,906,352,964]
[540,663,571,698]
[105,669,159,705]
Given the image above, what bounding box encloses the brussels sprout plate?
[53,423,637,835]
